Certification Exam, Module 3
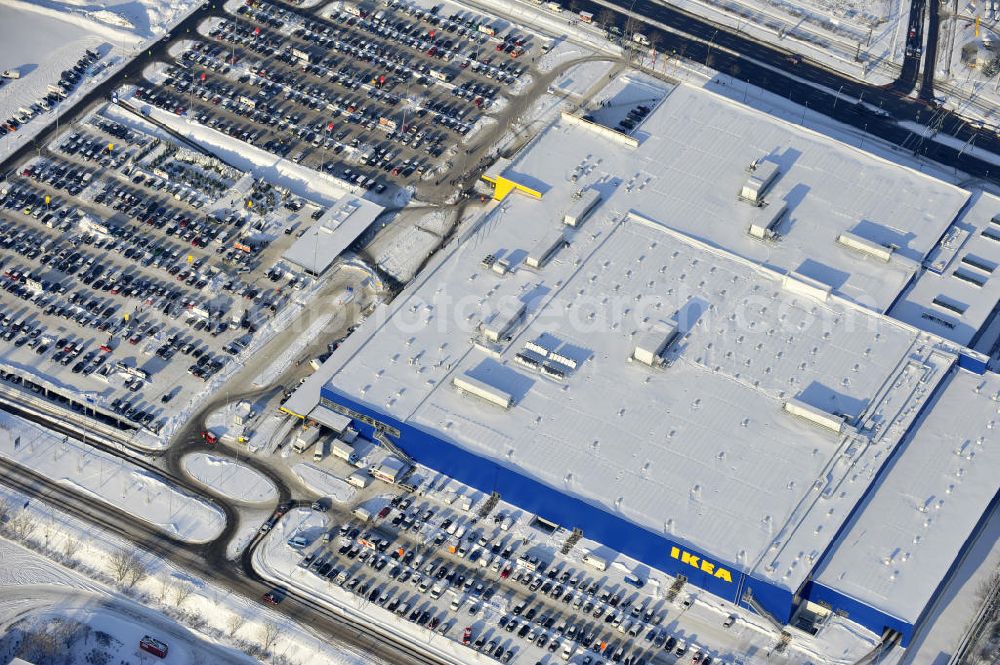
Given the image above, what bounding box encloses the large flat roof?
[318,83,978,592]
[558,82,967,311]
[318,83,978,595]
[889,191,1000,346]
[814,369,1000,623]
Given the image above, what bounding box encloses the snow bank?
[291,463,356,503]
[182,453,278,504]
[111,100,352,206]
[0,411,225,543]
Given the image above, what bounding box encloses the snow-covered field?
[0,410,225,543]
[551,59,616,98]
[292,463,357,504]
[182,453,279,504]
[0,485,380,665]
[0,0,202,155]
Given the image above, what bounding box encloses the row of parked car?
[0,50,103,137]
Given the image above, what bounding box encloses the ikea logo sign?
[670,547,733,583]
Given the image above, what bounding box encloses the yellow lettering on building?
[670,546,733,583]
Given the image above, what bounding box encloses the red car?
[139,636,168,658]
[201,430,218,444]
[262,588,284,605]
[377,506,391,519]
[462,626,472,645]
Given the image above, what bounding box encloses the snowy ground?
[0,0,202,156]
[371,222,443,282]
[0,539,253,665]
[551,59,617,98]
[902,501,1000,665]
[934,8,1000,129]
[0,410,225,543]
[182,453,279,504]
[292,463,358,504]
[0,484,380,665]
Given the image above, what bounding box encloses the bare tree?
[598,8,615,29]
[227,613,247,637]
[63,534,81,560]
[6,510,37,541]
[173,581,195,607]
[109,549,147,588]
[0,498,11,523]
[258,621,280,653]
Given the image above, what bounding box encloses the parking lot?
[134,0,536,200]
[267,458,732,665]
[0,106,333,438]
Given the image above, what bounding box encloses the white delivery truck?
[348,470,371,488]
[313,439,328,462]
[292,425,321,453]
[582,551,608,571]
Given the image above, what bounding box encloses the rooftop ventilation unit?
[782,271,831,302]
[481,302,526,343]
[748,203,788,242]
[783,398,845,434]
[514,352,543,370]
[482,253,512,275]
[525,229,567,268]
[525,340,552,356]
[541,362,568,379]
[740,159,780,206]
[837,231,894,262]
[453,374,514,409]
[564,189,602,227]
[632,322,679,366]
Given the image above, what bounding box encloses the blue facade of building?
[318,380,986,646]
[318,385,799,614]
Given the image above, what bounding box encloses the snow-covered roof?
[814,369,1000,623]
[282,196,383,275]
[889,191,1000,346]
[318,84,974,594]
[535,83,966,311]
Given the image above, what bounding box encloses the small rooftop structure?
[524,228,566,268]
[481,302,526,343]
[564,189,602,227]
[282,196,383,275]
[452,373,514,409]
[631,322,679,366]
[740,159,780,205]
